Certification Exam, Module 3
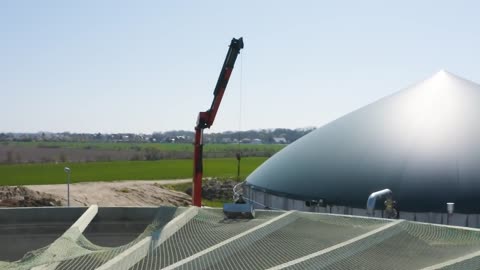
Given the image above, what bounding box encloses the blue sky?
[1,1,479,133]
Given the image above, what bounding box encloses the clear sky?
[1,1,479,134]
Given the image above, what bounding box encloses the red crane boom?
[192,37,244,207]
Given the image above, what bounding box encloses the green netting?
[286,222,480,270]
[174,212,389,270]
[2,207,480,270]
[439,252,480,270]
[131,208,283,270]
[0,206,186,270]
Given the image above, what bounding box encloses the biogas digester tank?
[246,71,480,213]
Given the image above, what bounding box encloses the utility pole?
[64,167,71,207]
[236,152,241,181]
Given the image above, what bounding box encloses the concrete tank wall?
[244,185,480,228]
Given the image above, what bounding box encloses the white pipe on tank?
[447,202,455,214]
[366,189,393,216]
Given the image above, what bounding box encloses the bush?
[5,151,13,163]
[144,147,162,160]
[95,155,112,162]
[130,153,144,161]
[59,152,67,163]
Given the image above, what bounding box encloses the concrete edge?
[70,205,98,233]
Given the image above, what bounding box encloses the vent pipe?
[447,202,455,215]
[366,189,393,216]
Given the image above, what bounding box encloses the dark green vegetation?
[4,141,284,153]
[0,157,267,186]
[161,182,233,207]
[1,142,284,163]
[201,200,225,207]
[161,182,192,193]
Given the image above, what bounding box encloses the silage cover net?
[2,207,480,270]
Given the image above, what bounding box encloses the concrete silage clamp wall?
[0,206,162,262]
[0,207,89,261]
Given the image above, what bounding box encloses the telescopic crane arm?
[193,37,244,207]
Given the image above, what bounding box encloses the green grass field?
[0,157,267,186]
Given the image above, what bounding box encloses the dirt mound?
[0,186,62,207]
[27,179,192,207]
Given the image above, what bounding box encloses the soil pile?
[0,186,61,207]
[27,180,192,207]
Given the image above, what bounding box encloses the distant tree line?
[0,128,316,144]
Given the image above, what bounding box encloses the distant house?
[166,135,189,143]
[221,138,232,143]
[273,137,287,144]
[240,138,251,144]
[252,138,262,144]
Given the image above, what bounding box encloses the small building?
[272,137,287,144]
[251,138,262,144]
[240,138,251,144]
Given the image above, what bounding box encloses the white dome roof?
[247,71,480,213]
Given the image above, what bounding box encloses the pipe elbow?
[366,189,392,215]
